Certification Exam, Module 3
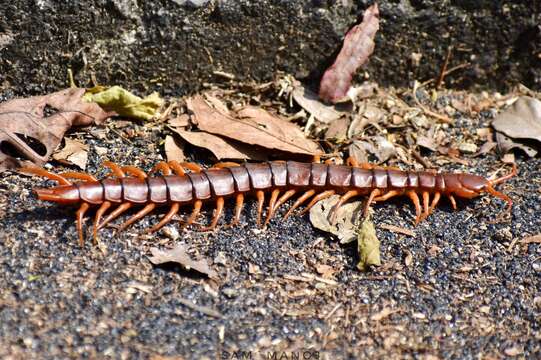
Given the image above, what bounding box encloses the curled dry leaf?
[148,243,218,279]
[171,128,265,161]
[0,88,111,171]
[492,96,541,157]
[52,138,89,169]
[292,84,350,123]
[164,134,186,162]
[187,96,320,156]
[356,214,381,271]
[309,195,363,244]
[319,3,379,103]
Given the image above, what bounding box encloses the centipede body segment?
[20,159,516,246]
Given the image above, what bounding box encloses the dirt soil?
[0,1,540,359]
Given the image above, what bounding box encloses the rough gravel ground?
[0,111,540,359]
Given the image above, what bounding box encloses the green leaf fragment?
[83,85,163,120]
[356,216,381,271]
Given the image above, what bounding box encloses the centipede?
[20,158,516,246]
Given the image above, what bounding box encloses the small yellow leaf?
[356,215,381,271]
[84,85,163,120]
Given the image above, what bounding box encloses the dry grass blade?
[187,96,320,155]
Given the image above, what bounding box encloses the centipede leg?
[256,190,265,227]
[226,194,244,228]
[420,192,441,222]
[329,190,360,224]
[118,204,156,232]
[272,189,296,215]
[148,203,180,233]
[98,202,132,230]
[299,190,336,215]
[373,190,401,202]
[448,194,457,210]
[93,201,111,244]
[406,190,422,225]
[152,161,173,175]
[184,200,203,227]
[76,203,90,246]
[60,172,98,182]
[485,184,513,212]
[362,189,381,217]
[422,191,430,219]
[201,197,225,231]
[283,190,315,220]
[263,189,281,226]
[103,161,125,177]
[180,162,203,172]
[121,166,147,180]
[20,167,72,185]
[212,162,240,168]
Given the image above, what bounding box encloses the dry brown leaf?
[0,88,111,171]
[187,96,321,156]
[347,104,385,138]
[52,138,89,169]
[519,234,541,244]
[492,96,541,157]
[325,117,351,141]
[172,128,265,161]
[168,114,190,128]
[309,195,363,244]
[417,135,438,152]
[319,3,379,103]
[148,243,218,279]
[349,140,370,163]
[373,136,397,163]
[495,132,537,157]
[292,84,350,123]
[164,135,186,162]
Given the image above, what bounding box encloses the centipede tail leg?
[299,190,336,215]
[362,189,381,217]
[283,190,315,220]
[98,203,132,230]
[256,190,265,227]
[264,189,281,226]
[485,184,513,212]
[226,194,244,228]
[329,190,360,224]
[118,204,156,232]
[76,203,90,246]
[201,197,225,231]
[184,200,203,227]
[148,203,180,233]
[93,201,111,243]
[406,190,422,225]
[60,172,98,182]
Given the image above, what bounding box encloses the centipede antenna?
[490,163,517,186]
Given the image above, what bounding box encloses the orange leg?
[256,190,265,227]
[60,172,98,182]
[312,155,321,163]
[212,162,240,168]
[76,203,90,246]
[346,157,359,167]
[98,202,132,230]
[148,203,180,233]
[103,161,125,177]
[283,190,316,220]
[362,188,381,217]
[406,190,422,225]
[201,197,225,231]
[151,161,173,176]
[299,190,336,215]
[20,166,72,186]
[264,189,281,226]
[420,191,441,222]
[448,194,457,210]
[272,189,296,214]
[373,189,401,202]
[121,166,147,180]
[180,162,202,172]
[118,203,156,232]
[226,193,244,228]
[93,201,111,243]
[329,190,360,223]
[184,200,203,227]
[422,191,430,218]
[485,184,513,212]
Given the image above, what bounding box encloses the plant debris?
[83,85,164,120]
[492,96,541,157]
[0,88,110,171]
[309,195,363,244]
[319,3,379,103]
[164,135,186,163]
[52,138,89,169]
[186,95,321,156]
[356,213,381,271]
[147,243,218,279]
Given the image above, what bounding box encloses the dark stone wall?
[0,0,539,96]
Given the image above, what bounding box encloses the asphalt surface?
[0,113,540,359]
